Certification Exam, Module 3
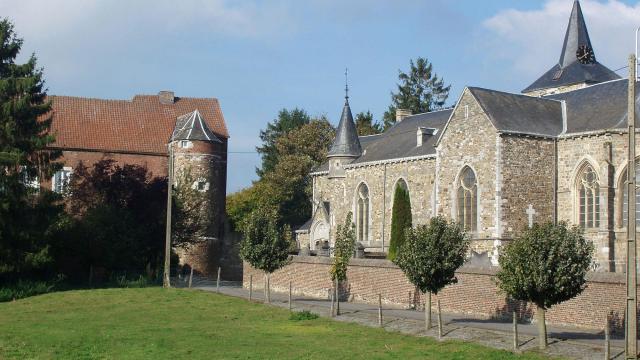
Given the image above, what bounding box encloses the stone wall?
[500,135,555,238]
[312,157,436,251]
[435,89,498,255]
[244,256,631,331]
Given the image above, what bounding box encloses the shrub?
[0,279,59,302]
[289,310,319,321]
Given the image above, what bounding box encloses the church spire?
[559,0,593,68]
[522,0,620,95]
[328,71,361,158]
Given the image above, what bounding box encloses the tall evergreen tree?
[383,57,450,130]
[387,183,412,261]
[0,19,61,277]
[256,108,310,177]
[354,111,382,136]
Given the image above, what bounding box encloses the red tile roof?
[47,94,228,155]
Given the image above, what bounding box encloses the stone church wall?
[244,256,632,331]
[435,89,498,254]
[557,132,628,271]
[312,157,436,251]
[499,135,555,238]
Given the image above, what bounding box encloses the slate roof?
[546,78,640,133]
[171,109,221,143]
[469,87,563,136]
[522,0,620,93]
[328,98,362,158]
[48,94,228,155]
[313,109,451,173]
[352,109,451,164]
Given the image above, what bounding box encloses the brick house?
[45,90,229,275]
[301,0,634,272]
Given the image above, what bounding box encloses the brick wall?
[244,256,630,330]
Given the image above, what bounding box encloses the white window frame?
[52,167,72,194]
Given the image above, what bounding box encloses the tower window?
[192,178,209,192]
[179,140,192,148]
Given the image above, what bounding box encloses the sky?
[3,0,640,193]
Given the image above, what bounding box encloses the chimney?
[158,90,175,104]
[417,127,437,147]
[396,108,412,122]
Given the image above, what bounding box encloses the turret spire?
[328,73,361,159]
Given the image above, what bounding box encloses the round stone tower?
[169,109,226,275]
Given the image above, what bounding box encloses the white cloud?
[481,0,640,81]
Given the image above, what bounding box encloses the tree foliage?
[256,108,310,177]
[228,117,334,229]
[330,212,356,281]
[238,207,290,274]
[394,216,468,295]
[57,160,167,280]
[354,111,382,136]
[387,184,412,261]
[0,18,62,278]
[171,167,208,246]
[383,57,451,130]
[496,222,594,309]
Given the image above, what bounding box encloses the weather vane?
[344,67,349,100]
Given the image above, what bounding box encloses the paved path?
[179,277,624,359]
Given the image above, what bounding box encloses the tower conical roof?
[170,109,221,143]
[328,97,362,158]
[522,1,619,94]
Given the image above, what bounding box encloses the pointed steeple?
[327,77,362,158]
[559,0,592,68]
[171,109,221,143]
[522,0,620,95]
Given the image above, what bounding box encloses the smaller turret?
[327,92,361,178]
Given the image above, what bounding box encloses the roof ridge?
[469,86,563,103]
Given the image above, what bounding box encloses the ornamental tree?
[496,222,593,349]
[238,207,291,303]
[387,183,412,261]
[394,216,468,332]
[329,212,356,315]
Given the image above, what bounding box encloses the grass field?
[0,287,555,359]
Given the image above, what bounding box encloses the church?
[299,0,633,272]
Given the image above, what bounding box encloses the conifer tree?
[383,57,450,130]
[387,183,412,261]
[354,111,382,136]
[0,19,61,278]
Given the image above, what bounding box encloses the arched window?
[577,164,600,228]
[457,167,477,231]
[356,183,370,243]
[621,160,640,227]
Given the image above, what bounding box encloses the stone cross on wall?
[526,204,536,228]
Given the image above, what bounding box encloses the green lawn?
[0,287,555,359]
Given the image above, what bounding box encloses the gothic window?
[457,167,477,232]
[577,165,600,228]
[356,183,370,243]
[622,160,640,227]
